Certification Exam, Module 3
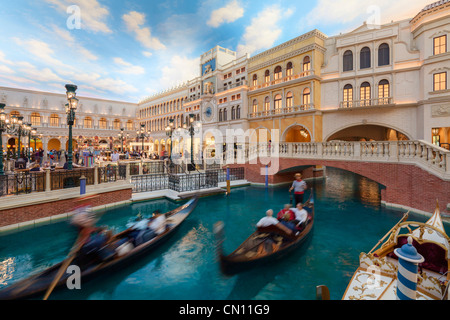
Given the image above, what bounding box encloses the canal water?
[0,168,445,300]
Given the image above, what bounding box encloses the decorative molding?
[248,29,328,64]
[431,104,450,117]
[248,44,326,73]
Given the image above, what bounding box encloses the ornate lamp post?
[0,104,7,175]
[26,123,32,159]
[31,128,38,159]
[65,84,78,170]
[184,114,196,171]
[136,124,149,156]
[165,118,174,163]
[118,128,124,153]
[16,116,25,159]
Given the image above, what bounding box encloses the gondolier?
[289,173,307,206]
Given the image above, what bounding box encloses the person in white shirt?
[149,212,167,235]
[256,209,279,228]
[292,203,308,228]
[111,150,120,162]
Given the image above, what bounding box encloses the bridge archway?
[325,124,411,142]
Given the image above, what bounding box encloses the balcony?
[248,104,314,119]
[217,81,248,93]
[249,70,314,92]
[339,97,394,109]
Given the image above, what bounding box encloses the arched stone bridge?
[228,140,450,215]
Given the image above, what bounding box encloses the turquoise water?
[0,168,444,300]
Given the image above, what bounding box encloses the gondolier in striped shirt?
[289,173,308,206]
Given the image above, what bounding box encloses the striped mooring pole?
[394,236,424,300]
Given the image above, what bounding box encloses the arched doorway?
[326,125,410,142]
[30,138,43,152]
[65,139,78,151]
[283,125,312,143]
[48,138,61,151]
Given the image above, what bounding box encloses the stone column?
[45,168,51,192]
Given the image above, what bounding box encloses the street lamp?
[165,118,174,163]
[118,128,125,153]
[65,84,78,170]
[185,114,197,171]
[136,124,149,156]
[26,123,33,159]
[0,104,7,175]
[31,128,38,157]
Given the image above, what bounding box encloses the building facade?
[0,86,137,160]
[1,0,448,164]
[320,1,450,148]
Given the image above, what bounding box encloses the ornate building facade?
[1,0,448,163]
[320,0,450,148]
[0,86,137,160]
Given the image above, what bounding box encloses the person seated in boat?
[292,203,308,231]
[277,204,297,232]
[149,211,167,236]
[256,209,279,228]
[277,204,295,222]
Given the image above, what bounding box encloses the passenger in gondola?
[292,202,308,231]
[256,209,279,227]
[71,195,125,263]
[277,204,297,232]
[126,210,166,246]
[149,211,167,236]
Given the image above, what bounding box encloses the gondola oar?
[43,234,84,300]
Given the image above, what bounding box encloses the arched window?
[113,119,121,130]
[286,62,293,77]
[274,94,282,113]
[360,82,371,106]
[264,96,270,111]
[127,120,133,131]
[343,84,353,108]
[274,66,282,80]
[343,50,353,72]
[223,108,227,121]
[378,80,390,104]
[219,109,223,121]
[99,118,107,129]
[286,92,293,108]
[378,43,390,66]
[252,99,258,114]
[252,74,258,87]
[84,117,92,129]
[265,70,270,83]
[50,114,59,127]
[302,88,311,106]
[303,56,311,72]
[231,106,236,120]
[31,112,41,126]
[360,47,371,69]
[236,105,241,119]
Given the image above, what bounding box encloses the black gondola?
[0,197,198,300]
[214,192,314,275]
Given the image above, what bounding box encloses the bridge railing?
[249,140,449,180]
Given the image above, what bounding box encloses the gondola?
[215,192,314,275]
[0,197,198,300]
[335,201,450,300]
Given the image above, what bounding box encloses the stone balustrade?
[243,140,449,180]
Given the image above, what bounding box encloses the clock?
[205,106,212,117]
[203,101,216,122]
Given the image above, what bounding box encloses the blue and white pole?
[394,236,424,300]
